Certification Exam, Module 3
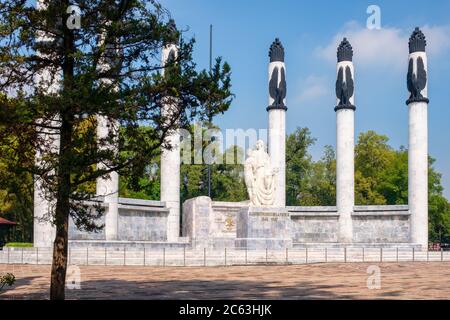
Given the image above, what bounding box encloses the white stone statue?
[244,140,278,206]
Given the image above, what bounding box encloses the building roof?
[0,217,16,225]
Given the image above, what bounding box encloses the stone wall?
[68,196,411,246]
[68,200,106,240]
[289,205,410,244]
[182,197,411,247]
[289,206,339,243]
[69,198,169,241]
[352,205,410,243]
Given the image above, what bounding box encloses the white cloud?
[422,25,450,56]
[315,21,450,70]
[295,75,331,103]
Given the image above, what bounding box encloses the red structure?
[0,217,16,247]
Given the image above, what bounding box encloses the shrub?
[0,273,15,291]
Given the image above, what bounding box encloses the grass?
[4,242,33,248]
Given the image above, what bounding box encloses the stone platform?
[292,242,422,249]
[235,206,292,249]
[69,239,190,249]
[181,197,415,250]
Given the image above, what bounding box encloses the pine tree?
[0,0,232,299]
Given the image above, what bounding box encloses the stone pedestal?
[182,196,238,249]
[182,196,213,248]
[235,207,292,249]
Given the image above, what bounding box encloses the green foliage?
[0,0,233,231]
[0,273,15,291]
[286,128,336,206]
[286,127,316,205]
[119,165,160,200]
[4,242,33,247]
[0,94,34,242]
[355,131,395,205]
[377,148,408,205]
[209,145,247,202]
[285,128,450,242]
[179,127,247,204]
[429,194,450,242]
[306,145,336,206]
[0,0,233,299]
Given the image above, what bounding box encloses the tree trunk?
[49,0,74,300]
[49,117,72,300]
[49,208,69,300]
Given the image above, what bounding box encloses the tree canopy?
[0,0,232,299]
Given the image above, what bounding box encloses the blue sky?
[165,0,450,198]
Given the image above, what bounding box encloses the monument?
[237,139,291,249]
[335,37,355,244]
[96,30,120,241]
[244,140,278,206]
[267,38,287,207]
[235,39,292,249]
[181,32,427,250]
[407,28,429,248]
[31,28,430,252]
[33,0,59,248]
[160,19,182,242]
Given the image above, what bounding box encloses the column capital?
[268,39,287,111]
[335,41,355,112]
[269,38,284,62]
[409,27,426,53]
[406,28,429,105]
[337,38,353,62]
[164,19,179,46]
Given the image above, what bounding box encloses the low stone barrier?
[1,247,448,267]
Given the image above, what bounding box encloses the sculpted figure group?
[244,140,278,206]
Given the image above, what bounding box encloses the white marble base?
[235,206,292,249]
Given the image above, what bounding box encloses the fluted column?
[160,20,181,241]
[267,38,287,207]
[335,38,355,243]
[96,36,120,241]
[96,116,119,241]
[406,28,429,249]
[33,0,59,248]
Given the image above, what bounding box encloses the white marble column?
[95,32,120,241]
[33,121,59,248]
[160,20,180,242]
[33,0,58,248]
[335,38,355,243]
[406,28,429,249]
[96,116,119,241]
[267,38,287,207]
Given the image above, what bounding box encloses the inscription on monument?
[249,212,289,217]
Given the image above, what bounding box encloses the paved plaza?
[1,262,449,300]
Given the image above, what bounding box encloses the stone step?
[293,242,423,249]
